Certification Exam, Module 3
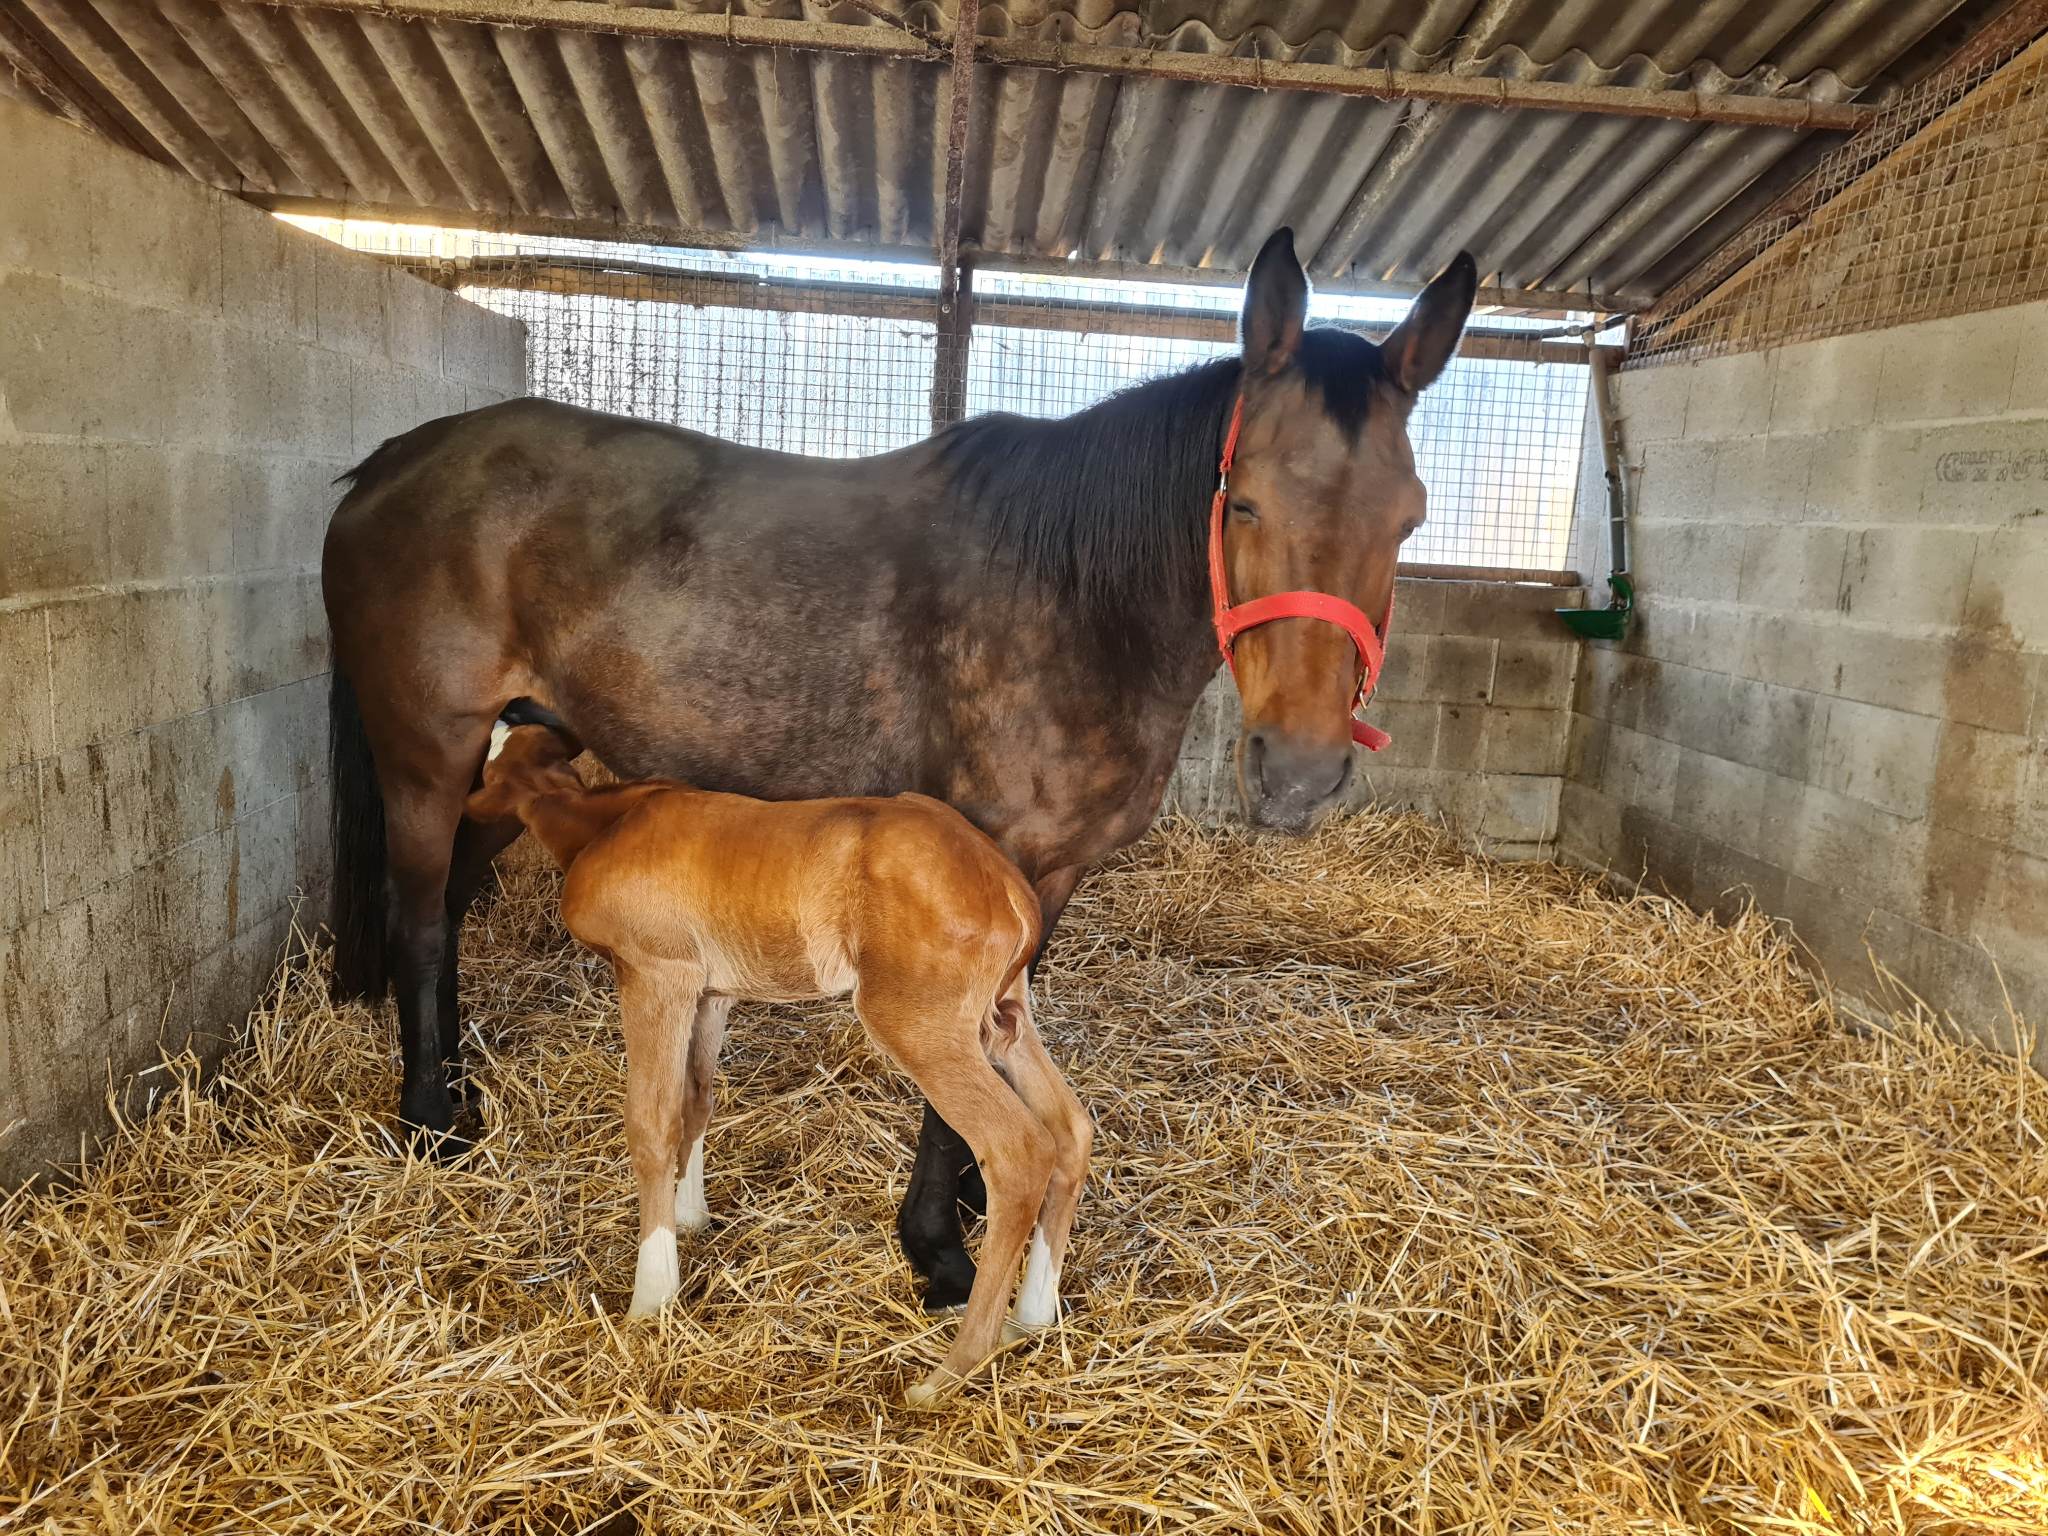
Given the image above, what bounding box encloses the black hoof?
[920,1247,977,1312]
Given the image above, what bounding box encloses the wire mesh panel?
[1635,24,2048,365]
[286,217,1587,573]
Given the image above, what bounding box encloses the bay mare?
[321,229,1477,1307]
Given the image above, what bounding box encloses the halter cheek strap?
[1207,396,1395,753]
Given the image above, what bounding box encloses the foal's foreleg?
[618,958,705,1319]
[674,995,730,1233]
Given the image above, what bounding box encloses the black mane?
[934,328,1388,680]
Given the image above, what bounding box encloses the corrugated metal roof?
[0,0,2007,304]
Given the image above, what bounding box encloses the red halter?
[1207,395,1394,753]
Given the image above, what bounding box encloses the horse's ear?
[1241,228,1308,376]
[1383,251,1477,395]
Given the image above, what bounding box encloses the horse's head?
[1222,229,1476,832]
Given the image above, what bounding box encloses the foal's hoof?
[904,1366,963,1409]
[1000,1316,1045,1347]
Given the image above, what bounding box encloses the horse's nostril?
[1246,733,1269,795]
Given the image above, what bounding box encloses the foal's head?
[467,721,583,822]
[1221,230,1476,832]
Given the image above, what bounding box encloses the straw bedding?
[2,815,2044,1534]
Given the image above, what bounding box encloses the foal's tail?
[329,670,389,1002]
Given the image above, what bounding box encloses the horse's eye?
[1231,500,1259,524]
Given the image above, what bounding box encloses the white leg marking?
[1012,1228,1059,1331]
[674,1134,709,1232]
[627,1227,680,1319]
[487,720,510,761]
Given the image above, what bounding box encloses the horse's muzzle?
[1239,730,1354,833]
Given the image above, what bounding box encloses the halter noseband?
[1207,395,1394,753]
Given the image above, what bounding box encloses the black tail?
[329,670,389,1001]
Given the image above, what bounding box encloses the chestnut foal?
[466,723,1093,1403]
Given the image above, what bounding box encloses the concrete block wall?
[1170,578,1585,857]
[1559,305,2048,1064]
[0,99,526,1185]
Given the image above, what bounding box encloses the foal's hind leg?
[993,994,1092,1335]
[674,995,729,1233]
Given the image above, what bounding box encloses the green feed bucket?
[1558,573,1633,642]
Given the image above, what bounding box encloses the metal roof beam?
[259,0,1874,131]
[253,193,1630,313]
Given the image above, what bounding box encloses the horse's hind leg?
[439,813,524,1110]
[380,717,500,1150]
[674,994,729,1233]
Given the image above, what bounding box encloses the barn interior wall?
[1172,579,1585,858]
[0,98,526,1186]
[1558,310,2048,1066]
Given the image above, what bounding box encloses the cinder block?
[0,608,53,770]
[1767,329,1884,435]
[1917,419,2048,527]
[1930,720,2028,841]
[38,733,160,908]
[1984,848,2048,979]
[1427,635,1496,704]
[1672,747,1773,858]
[1782,784,1924,923]
[86,143,223,317]
[1737,525,1848,613]
[1614,363,1689,444]
[1,901,97,1064]
[1838,528,1978,630]
[231,794,301,938]
[0,762,42,932]
[1618,802,1697,898]
[103,444,238,583]
[1491,640,1576,710]
[1564,712,1608,784]
[1632,520,1744,602]
[1710,433,1813,524]
[381,266,447,376]
[46,588,216,754]
[1485,708,1567,776]
[0,105,97,279]
[1478,773,1560,844]
[144,707,225,853]
[1368,700,1439,769]
[1389,577,1448,635]
[0,441,108,599]
[1817,696,1940,818]
[1633,438,1720,524]
[1375,635,1429,702]
[155,316,234,448]
[1776,873,1885,994]
[1861,904,2027,1059]
[1557,779,1622,868]
[1681,349,1774,440]
[1575,645,1648,732]
[2016,725,2048,860]
[221,206,317,344]
[314,242,387,361]
[1800,426,1925,523]
[207,575,313,704]
[187,911,292,1061]
[1603,723,1679,820]
[1438,581,1583,643]
[1913,823,2000,935]
[296,781,333,898]
[1965,527,2048,653]
[1433,703,1488,771]
[1633,659,1730,749]
[348,359,424,458]
[1874,308,2019,424]
[1690,836,1788,925]
[208,690,291,833]
[0,270,164,441]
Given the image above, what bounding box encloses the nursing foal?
[467,722,1093,1402]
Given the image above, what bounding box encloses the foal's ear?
[1383,251,1477,396]
[1241,228,1309,377]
